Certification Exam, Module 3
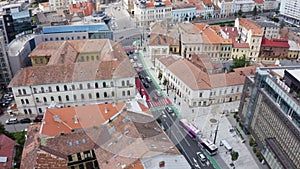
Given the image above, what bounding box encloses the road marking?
[170,129,193,166]
[166,113,191,147]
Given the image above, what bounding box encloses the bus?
[197,138,218,156]
[179,119,200,138]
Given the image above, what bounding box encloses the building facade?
[238,67,300,168]
[171,3,196,24]
[134,0,172,27]
[256,21,280,40]
[155,56,249,107]
[235,18,263,62]
[0,30,12,86]
[259,38,290,61]
[280,0,300,27]
[288,40,300,60]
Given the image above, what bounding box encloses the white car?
[193,158,200,169]
[196,152,207,163]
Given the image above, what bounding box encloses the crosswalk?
[147,98,171,108]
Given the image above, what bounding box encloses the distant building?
[149,22,180,61]
[8,40,136,115]
[0,2,34,44]
[235,18,263,62]
[0,134,18,169]
[259,37,290,62]
[171,2,196,24]
[238,66,300,169]
[256,21,280,40]
[217,0,235,18]
[234,0,255,13]
[38,2,51,12]
[134,0,172,27]
[68,0,95,16]
[21,101,190,169]
[263,0,280,11]
[49,0,68,11]
[280,0,300,27]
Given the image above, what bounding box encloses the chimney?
[74,115,78,124]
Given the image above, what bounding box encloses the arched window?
[58,96,62,102]
[96,93,100,98]
[127,90,130,96]
[48,86,52,92]
[66,95,69,101]
[103,82,106,88]
[95,83,99,88]
[79,84,83,90]
[18,89,21,95]
[81,94,84,99]
[73,95,77,100]
[21,99,24,104]
[89,93,92,99]
[22,89,26,95]
[56,86,60,92]
[122,91,125,96]
[28,109,32,114]
[51,96,54,101]
[43,97,47,102]
[122,81,125,86]
[110,81,114,87]
[41,87,44,93]
[64,85,68,91]
[24,109,28,114]
[87,83,91,89]
[25,99,29,104]
[104,92,107,98]
[111,91,114,97]
[33,88,37,93]
[38,108,42,114]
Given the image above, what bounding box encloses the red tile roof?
[41,102,126,136]
[233,42,249,48]
[261,37,290,48]
[238,18,263,36]
[0,134,17,169]
[203,0,213,6]
[221,26,239,40]
[253,0,264,4]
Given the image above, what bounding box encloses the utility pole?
[213,121,219,144]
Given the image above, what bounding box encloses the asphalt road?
[152,108,215,169]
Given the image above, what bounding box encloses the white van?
[220,140,232,151]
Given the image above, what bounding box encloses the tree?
[231,151,239,161]
[229,55,250,72]
[158,72,162,80]
[238,9,243,16]
[253,6,257,16]
[163,78,168,86]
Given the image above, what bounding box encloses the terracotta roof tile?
[221,26,239,40]
[233,42,249,48]
[158,57,248,89]
[0,134,17,169]
[9,59,136,87]
[238,18,263,35]
[203,0,213,6]
[41,102,126,136]
[261,37,290,48]
[253,0,264,4]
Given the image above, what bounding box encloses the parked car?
[193,157,200,169]
[145,76,152,83]
[196,152,207,163]
[20,118,32,124]
[155,90,162,97]
[33,115,43,122]
[6,118,18,125]
[165,106,173,114]
[143,82,149,88]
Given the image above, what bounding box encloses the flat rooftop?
[42,24,110,34]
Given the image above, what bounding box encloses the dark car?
[33,115,43,122]
[165,106,174,114]
[20,118,32,124]
[143,82,149,88]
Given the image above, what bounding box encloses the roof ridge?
[39,145,67,159]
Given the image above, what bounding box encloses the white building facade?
[280,0,300,26]
[134,0,172,27]
[9,62,137,115]
[155,56,245,107]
